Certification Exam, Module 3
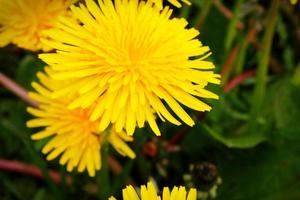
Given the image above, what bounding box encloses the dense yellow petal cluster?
[149,0,191,10]
[26,69,135,177]
[39,0,220,137]
[109,181,197,200]
[0,0,76,51]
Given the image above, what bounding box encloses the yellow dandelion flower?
[109,181,197,200]
[39,0,220,136]
[290,0,298,4]
[149,0,191,10]
[26,69,135,177]
[0,0,76,51]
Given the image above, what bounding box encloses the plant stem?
[97,142,110,200]
[0,159,72,184]
[213,0,244,30]
[1,119,62,199]
[225,0,244,53]
[249,0,280,127]
[224,70,256,93]
[234,27,258,75]
[195,0,213,29]
[0,72,38,107]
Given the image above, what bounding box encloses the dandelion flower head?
[109,181,197,200]
[26,68,136,177]
[0,0,76,51]
[290,0,298,4]
[39,0,220,136]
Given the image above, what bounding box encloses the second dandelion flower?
[27,68,135,177]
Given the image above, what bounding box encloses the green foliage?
[15,54,45,89]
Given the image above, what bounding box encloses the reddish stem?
[0,159,72,184]
[0,72,38,107]
[108,155,122,175]
[221,45,240,77]
[143,142,158,157]
[224,70,256,93]
[213,0,244,30]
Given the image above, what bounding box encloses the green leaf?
[272,79,300,130]
[292,65,300,86]
[203,123,267,148]
[216,130,300,200]
[200,6,228,65]
[32,189,46,200]
[15,54,45,89]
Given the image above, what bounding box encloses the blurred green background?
[0,0,300,199]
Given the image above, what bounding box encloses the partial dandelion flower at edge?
[0,0,77,51]
[290,0,298,4]
[109,181,197,200]
[26,68,136,177]
[39,0,220,137]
